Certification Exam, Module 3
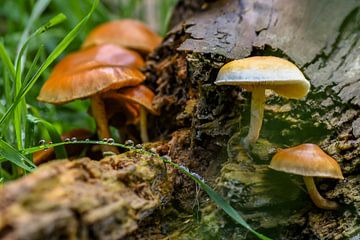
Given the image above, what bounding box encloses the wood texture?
[146,0,360,239]
[0,152,174,240]
[176,0,360,105]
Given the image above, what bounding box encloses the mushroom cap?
[103,85,159,115]
[82,19,162,54]
[215,56,310,99]
[51,44,144,74]
[269,143,344,179]
[37,45,145,104]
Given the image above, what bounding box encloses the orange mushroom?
[105,101,140,143]
[103,85,158,142]
[269,143,344,210]
[105,101,140,126]
[82,19,162,54]
[38,44,145,154]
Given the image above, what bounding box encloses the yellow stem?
[91,95,119,155]
[243,88,265,148]
[303,176,338,210]
[140,106,148,142]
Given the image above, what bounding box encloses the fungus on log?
[145,0,360,239]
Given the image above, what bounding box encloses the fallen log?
[0,151,174,240]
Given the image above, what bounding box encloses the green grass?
[0,0,177,180]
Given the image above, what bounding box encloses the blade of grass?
[0,0,98,128]
[16,0,51,60]
[161,157,272,240]
[24,45,44,85]
[13,13,66,149]
[27,114,67,159]
[3,71,12,109]
[13,0,54,149]
[0,139,36,172]
[0,42,16,79]
[24,117,35,156]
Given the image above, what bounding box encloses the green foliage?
[0,0,176,180]
[0,139,36,172]
[0,0,97,178]
[27,114,67,159]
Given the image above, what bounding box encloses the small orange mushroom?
[103,101,141,143]
[269,143,344,210]
[105,101,140,126]
[38,44,145,154]
[82,19,162,54]
[103,85,158,142]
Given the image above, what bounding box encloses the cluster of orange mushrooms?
[37,19,162,155]
[216,56,344,210]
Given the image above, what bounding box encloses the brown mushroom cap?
[215,56,310,99]
[103,85,158,115]
[269,143,344,179]
[52,44,144,74]
[82,19,162,54]
[37,44,145,104]
[38,67,144,104]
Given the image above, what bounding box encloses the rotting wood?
[145,0,360,239]
[0,151,174,240]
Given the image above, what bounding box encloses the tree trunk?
[145,0,360,239]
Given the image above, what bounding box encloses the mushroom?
[37,44,145,154]
[82,19,162,55]
[103,85,159,142]
[215,56,310,148]
[105,101,141,143]
[269,143,344,210]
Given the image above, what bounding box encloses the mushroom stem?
[91,95,119,154]
[303,176,338,210]
[243,88,265,148]
[139,106,149,142]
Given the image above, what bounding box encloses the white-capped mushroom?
[215,56,310,148]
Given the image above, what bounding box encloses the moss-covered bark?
[145,0,360,239]
[0,151,174,240]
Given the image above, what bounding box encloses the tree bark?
[145,0,360,239]
[0,150,174,240]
